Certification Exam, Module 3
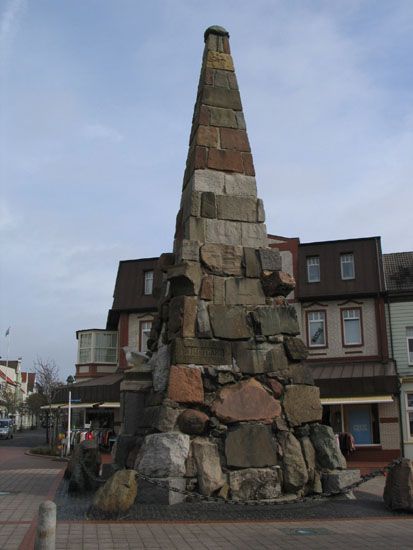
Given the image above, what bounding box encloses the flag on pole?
[5,327,10,337]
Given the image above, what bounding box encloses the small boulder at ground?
[135,433,190,478]
[192,437,225,496]
[67,441,101,494]
[383,458,413,512]
[229,468,281,501]
[310,424,346,470]
[89,469,137,518]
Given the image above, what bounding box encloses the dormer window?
[144,270,154,295]
[341,253,355,280]
[307,256,320,283]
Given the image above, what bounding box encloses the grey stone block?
[224,173,257,197]
[205,219,242,246]
[216,195,257,222]
[241,222,268,247]
[225,424,277,468]
[192,169,225,194]
[225,277,266,305]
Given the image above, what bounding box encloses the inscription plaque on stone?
[171,337,231,365]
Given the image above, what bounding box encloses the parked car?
[0,419,13,439]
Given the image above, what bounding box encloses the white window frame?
[307,256,320,283]
[139,321,152,352]
[78,331,118,364]
[78,332,92,364]
[307,311,326,347]
[341,253,355,280]
[144,271,154,295]
[407,327,413,365]
[406,392,413,439]
[342,308,362,346]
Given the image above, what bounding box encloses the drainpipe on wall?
[385,290,404,457]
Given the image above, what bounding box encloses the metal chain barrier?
[78,455,402,507]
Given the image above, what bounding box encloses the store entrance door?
[347,405,373,445]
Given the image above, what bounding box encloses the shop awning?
[309,360,398,398]
[40,404,62,410]
[321,395,394,405]
[60,403,101,409]
[98,402,120,408]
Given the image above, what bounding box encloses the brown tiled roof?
[383,252,413,294]
[111,258,159,311]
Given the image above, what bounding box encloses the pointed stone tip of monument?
[204,25,229,42]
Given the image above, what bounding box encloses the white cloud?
[82,123,124,143]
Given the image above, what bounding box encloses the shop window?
[307,311,327,347]
[139,321,152,352]
[407,327,413,365]
[342,308,362,346]
[340,253,355,280]
[307,256,320,283]
[407,393,413,439]
[144,271,154,295]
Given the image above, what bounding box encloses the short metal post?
[34,500,56,550]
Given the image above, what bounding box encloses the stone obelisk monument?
[122,26,356,503]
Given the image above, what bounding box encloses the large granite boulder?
[225,424,277,468]
[229,468,281,500]
[211,378,281,423]
[321,469,361,494]
[278,432,308,493]
[383,458,413,511]
[67,441,101,494]
[135,433,190,478]
[282,385,322,426]
[192,438,225,496]
[310,424,346,470]
[90,469,137,517]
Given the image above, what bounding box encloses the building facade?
[384,252,413,459]
[297,237,400,462]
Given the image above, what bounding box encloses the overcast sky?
[1,0,412,380]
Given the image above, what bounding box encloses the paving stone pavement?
[0,431,66,549]
[54,517,413,549]
[1,432,413,549]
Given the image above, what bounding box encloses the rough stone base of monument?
[383,458,413,512]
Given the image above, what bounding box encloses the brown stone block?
[282,385,322,426]
[167,365,204,404]
[220,128,250,152]
[196,125,219,148]
[207,148,244,172]
[227,72,238,90]
[216,195,257,222]
[209,304,252,340]
[225,277,266,305]
[244,248,261,278]
[206,51,234,71]
[261,270,296,297]
[209,107,238,128]
[222,36,231,54]
[168,296,197,338]
[225,424,277,468]
[177,409,209,435]
[284,337,308,362]
[202,86,242,110]
[204,68,214,85]
[267,378,283,398]
[194,146,207,169]
[242,152,255,176]
[211,378,281,423]
[171,337,232,365]
[201,191,217,218]
[199,105,210,126]
[200,243,243,276]
[167,262,202,296]
[213,70,230,89]
[213,276,225,304]
[200,275,214,300]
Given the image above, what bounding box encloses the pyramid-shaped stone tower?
[120,26,355,503]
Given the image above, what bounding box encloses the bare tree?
[0,385,18,416]
[33,358,63,443]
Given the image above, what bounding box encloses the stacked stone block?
[120,25,356,504]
